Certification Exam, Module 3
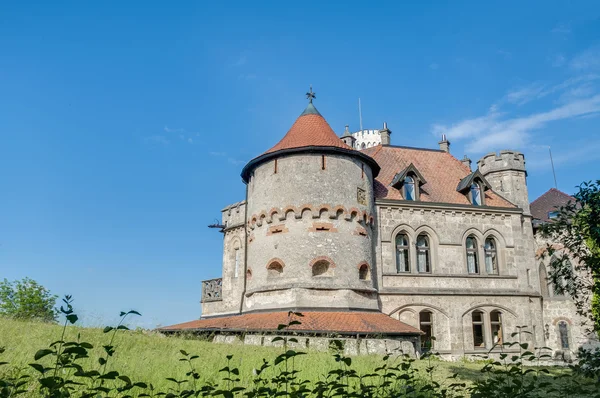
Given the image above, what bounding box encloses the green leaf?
[28,363,46,374]
[34,349,54,360]
[180,350,188,356]
[117,325,130,330]
[103,326,114,333]
[118,375,132,385]
[66,314,78,324]
[98,371,119,380]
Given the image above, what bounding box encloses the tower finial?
[306,85,316,103]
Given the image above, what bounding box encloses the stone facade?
[199,103,597,359]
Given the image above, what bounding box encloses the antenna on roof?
[358,98,363,133]
[548,146,558,189]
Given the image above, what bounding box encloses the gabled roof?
[456,170,492,193]
[530,188,575,222]
[241,103,380,182]
[361,145,515,207]
[390,163,427,188]
[159,311,423,336]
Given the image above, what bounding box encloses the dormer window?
[471,183,482,206]
[405,176,416,200]
[390,163,427,201]
[457,170,491,206]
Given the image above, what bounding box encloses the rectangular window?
[548,211,559,219]
[274,159,278,174]
[234,249,240,278]
[490,311,503,345]
[472,311,485,349]
[321,155,326,170]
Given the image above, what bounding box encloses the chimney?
[461,155,472,171]
[379,122,391,146]
[438,134,450,153]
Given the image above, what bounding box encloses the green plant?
[0,278,58,322]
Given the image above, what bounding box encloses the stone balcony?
[201,278,223,303]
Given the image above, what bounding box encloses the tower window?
[274,159,278,174]
[358,263,370,280]
[484,238,498,275]
[466,236,479,274]
[321,155,326,170]
[395,233,410,273]
[472,310,485,349]
[405,176,416,201]
[416,234,430,273]
[312,260,333,277]
[471,183,482,206]
[419,311,433,350]
[234,249,240,278]
[267,261,283,277]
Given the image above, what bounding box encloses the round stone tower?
[477,150,530,215]
[240,97,381,313]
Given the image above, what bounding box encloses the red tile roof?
[263,112,352,155]
[159,311,423,335]
[530,188,575,222]
[362,145,515,207]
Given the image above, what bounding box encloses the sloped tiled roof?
[159,311,422,335]
[241,104,379,182]
[530,188,575,222]
[263,105,353,155]
[362,145,515,207]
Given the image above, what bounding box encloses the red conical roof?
[263,104,352,154]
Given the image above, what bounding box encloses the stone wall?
[244,153,378,312]
[352,129,382,150]
[375,201,544,354]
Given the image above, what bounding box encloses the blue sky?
[1,1,599,327]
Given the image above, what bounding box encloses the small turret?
[461,155,472,171]
[477,150,530,214]
[340,125,356,148]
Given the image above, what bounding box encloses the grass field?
[0,317,485,392]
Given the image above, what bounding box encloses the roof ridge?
[531,188,575,206]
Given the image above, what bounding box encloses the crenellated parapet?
[477,150,530,215]
[477,150,527,176]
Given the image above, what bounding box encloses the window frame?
[472,310,486,349]
[470,182,483,206]
[404,175,417,201]
[466,236,480,274]
[395,233,411,273]
[416,234,431,273]
[484,237,499,275]
[419,310,434,351]
[490,310,503,346]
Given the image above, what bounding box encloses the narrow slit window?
[558,321,569,349]
[274,159,278,174]
[416,234,430,273]
[405,176,416,201]
[321,155,326,170]
[471,183,482,206]
[419,311,433,351]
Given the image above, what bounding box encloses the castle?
[162,92,596,359]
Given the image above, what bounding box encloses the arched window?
[558,321,569,349]
[312,260,333,277]
[419,311,433,350]
[358,263,370,280]
[361,142,366,149]
[466,236,479,274]
[490,310,503,345]
[416,234,430,273]
[404,176,416,201]
[395,234,410,273]
[267,261,283,277]
[539,263,550,297]
[472,310,485,349]
[484,238,498,274]
[471,183,482,206]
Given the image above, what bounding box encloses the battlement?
[221,200,246,227]
[477,150,526,175]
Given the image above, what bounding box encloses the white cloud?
[570,45,600,71]
[433,94,600,153]
[527,142,600,170]
[505,83,547,105]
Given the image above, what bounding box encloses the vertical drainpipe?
[239,178,250,314]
